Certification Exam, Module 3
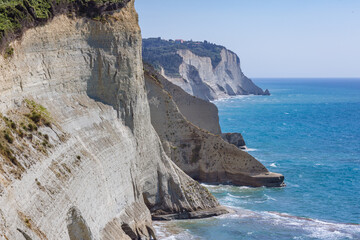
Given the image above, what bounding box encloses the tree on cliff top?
[142,38,224,77]
[0,0,130,51]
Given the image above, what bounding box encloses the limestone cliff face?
[145,66,284,188]
[147,64,247,150]
[0,2,224,239]
[163,49,269,101]
[146,63,221,135]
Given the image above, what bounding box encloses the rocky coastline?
[0,0,283,239]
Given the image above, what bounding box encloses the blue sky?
[135,0,360,78]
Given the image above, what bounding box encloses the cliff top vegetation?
[0,0,130,51]
[142,37,225,77]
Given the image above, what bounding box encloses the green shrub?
[28,111,41,123]
[142,38,224,77]
[4,46,14,58]
[18,130,24,138]
[0,0,130,52]
[27,123,34,131]
[24,99,52,127]
[4,132,13,143]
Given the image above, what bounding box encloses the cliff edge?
[145,65,284,188]
[0,1,227,239]
[143,38,270,100]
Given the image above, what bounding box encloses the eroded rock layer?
[163,49,269,100]
[145,65,284,188]
[166,49,269,100]
[0,1,224,239]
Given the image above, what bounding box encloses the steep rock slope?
[143,38,270,100]
[146,63,221,135]
[145,63,247,150]
[0,2,226,239]
[145,66,284,188]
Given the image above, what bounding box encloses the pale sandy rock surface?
[145,66,284,188]
[0,1,224,239]
[145,64,221,135]
[146,64,248,150]
[163,49,269,101]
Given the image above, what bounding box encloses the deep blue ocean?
[155,79,360,240]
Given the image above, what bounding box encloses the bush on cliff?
[0,0,130,51]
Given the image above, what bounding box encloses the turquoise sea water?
[155,79,360,240]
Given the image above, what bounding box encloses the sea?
[154,78,360,240]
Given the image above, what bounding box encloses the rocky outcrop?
[221,133,246,149]
[145,65,284,188]
[146,63,248,150]
[161,48,270,100]
[145,63,221,135]
[0,2,225,239]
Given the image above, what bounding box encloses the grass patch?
[0,0,130,52]
[4,131,13,143]
[24,99,52,127]
[4,46,13,58]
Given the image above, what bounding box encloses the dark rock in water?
[152,206,231,221]
[221,133,246,149]
[264,89,271,96]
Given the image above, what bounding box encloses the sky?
[135,0,360,78]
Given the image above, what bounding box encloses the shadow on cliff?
[85,20,135,131]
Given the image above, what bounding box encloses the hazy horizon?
[135,0,360,79]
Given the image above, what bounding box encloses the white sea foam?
[211,94,249,103]
[264,194,277,201]
[201,183,251,193]
[258,211,360,240]
[270,163,278,168]
[217,206,360,239]
[153,221,197,240]
[154,204,360,240]
[244,148,258,152]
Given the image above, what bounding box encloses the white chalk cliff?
[162,48,270,101]
[0,2,229,239]
[145,65,284,188]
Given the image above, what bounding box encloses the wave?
[211,95,253,103]
[265,211,360,240]
[244,147,258,152]
[153,221,198,240]
[225,207,360,240]
[154,206,360,240]
[201,183,254,193]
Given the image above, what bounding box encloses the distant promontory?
[143,38,270,101]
